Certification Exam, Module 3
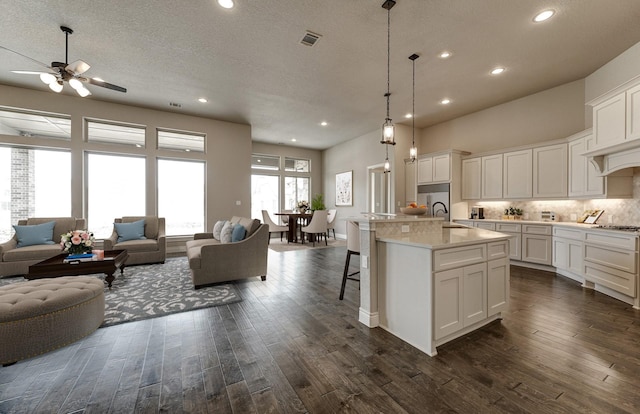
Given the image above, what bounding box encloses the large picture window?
[0,147,71,242]
[158,159,205,235]
[86,153,145,238]
[284,176,310,210]
[251,174,279,220]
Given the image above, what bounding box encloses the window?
[157,129,205,153]
[0,147,71,242]
[284,176,310,210]
[86,153,145,238]
[158,159,205,235]
[0,107,71,140]
[251,175,279,220]
[86,120,146,147]
[251,154,279,170]
[284,157,310,172]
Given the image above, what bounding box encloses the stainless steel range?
[595,225,640,232]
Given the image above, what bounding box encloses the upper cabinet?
[533,143,567,198]
[417,153,450,184]
[481,154,503,199]
[591,83,640,152]
[503,149,532,199]
[461,158,481,200]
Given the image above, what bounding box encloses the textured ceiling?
[1,0,640,149]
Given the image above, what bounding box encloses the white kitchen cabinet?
[626,83,640,141]
[522,224,552,266]
[405,160,417,204]
[487,257,509,316]
[418,153,450,184]
[417,157,433,183]
[462,158,481,200]
[496,222,522,261]
[481,154,503,199]
[503,149,532,198]
[593,92,627,148]
[434,262,487,340]
[533,143,567,198]
[552,237,583,276]
[475,221,496,231]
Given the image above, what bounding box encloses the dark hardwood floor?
[1,247,639,413]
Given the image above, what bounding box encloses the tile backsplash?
[465,168,640,225]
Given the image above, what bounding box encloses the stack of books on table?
[63,253,95,263]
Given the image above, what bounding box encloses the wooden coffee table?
[27,250,129,288]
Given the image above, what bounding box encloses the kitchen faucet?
[432,201,448,216]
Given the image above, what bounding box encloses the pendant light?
[384,144,391,173]
[409,53,419,162]
[380,0,396,145]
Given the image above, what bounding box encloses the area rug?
[268,237,346,253]
[0,257,241,327]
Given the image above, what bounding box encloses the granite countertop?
[454,218,599,228]
[348,214,446,223]
[376,227,512,250]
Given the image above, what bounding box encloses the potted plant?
[311,194,326,211]
[514,208,523,220]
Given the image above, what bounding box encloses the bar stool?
[340,220,360,300]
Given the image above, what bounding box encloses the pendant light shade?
[409,53,419,162]
[380,0,396,146]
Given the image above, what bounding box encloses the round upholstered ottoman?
[0,276,105,366]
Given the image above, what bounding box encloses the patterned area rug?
[0,257,241,328]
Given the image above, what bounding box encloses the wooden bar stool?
[340,220,360,300]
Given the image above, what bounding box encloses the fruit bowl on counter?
[400,203,428,215]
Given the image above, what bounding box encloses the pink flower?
[81,232,90,240]
[71,235,82,245]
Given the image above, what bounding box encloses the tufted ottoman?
[0,276,105,366]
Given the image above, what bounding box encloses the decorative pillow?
[12,221,56,248]
[231,224,246,242]
[213,220,227,241]
[220,221,234,244]
[114,219,147,243]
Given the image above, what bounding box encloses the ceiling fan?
[2,25,126,97]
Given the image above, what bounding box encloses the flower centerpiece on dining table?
[296,200,310,213]
[60,230,95,255]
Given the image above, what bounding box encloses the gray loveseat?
[0,217,86,277]
[185,216,268,288]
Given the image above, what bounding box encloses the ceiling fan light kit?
[7,25,126,97]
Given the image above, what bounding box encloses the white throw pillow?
[220,221,234,244]
[213,220,227,241]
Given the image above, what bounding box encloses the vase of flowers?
[297,200,310,213]
[60,230,95,255]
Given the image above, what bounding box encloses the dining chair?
[340,220,360,300]
[280,209,293,226]
[261,210,288,243]
[326,209,337,239]
[301,210,328,247]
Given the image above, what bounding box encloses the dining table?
[275,211,314,243]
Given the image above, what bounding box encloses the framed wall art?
[335,170,353,206]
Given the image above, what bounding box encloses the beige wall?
[418,80,586,155]
[0,84,252,231]
[585,41,640,105]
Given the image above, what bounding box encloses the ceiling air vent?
[300,31,321,47]
[169,102,182,108]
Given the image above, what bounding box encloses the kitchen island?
[351,215,511,356]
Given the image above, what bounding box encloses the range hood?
[582,141,640,176]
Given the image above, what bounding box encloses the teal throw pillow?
[231,224,246,242]
[12,221,56,248]
[114,219,146,243]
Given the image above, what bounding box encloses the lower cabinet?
[487,257,509,316]
[522,224,552,265]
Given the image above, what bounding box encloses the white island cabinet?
[356,215,510,357]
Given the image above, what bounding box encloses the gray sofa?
[103,216,166,266]
[185,216,268,288]
[0,217,86,277]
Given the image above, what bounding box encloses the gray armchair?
[103,216,166,265]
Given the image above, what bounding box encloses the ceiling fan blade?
[88,78,127,93]
[65,59,90,75]
[11,70,51,75]
[0,45,51,69]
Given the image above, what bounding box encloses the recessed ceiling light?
[491,67,505,75]
[438,51,451,59]
[320,121,328,126]
[405,113,413,119]
[533,10,555,22]
[440,98,451,105]
[198,98,208,103]
[185,149,191,152]
[217,0,234,9]
[291,138,297,142]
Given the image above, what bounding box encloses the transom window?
[0,107,71,140]
[251,154,280,170]
[157,129,205,153]
[284,157,310,172]
[86,120,146,147]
